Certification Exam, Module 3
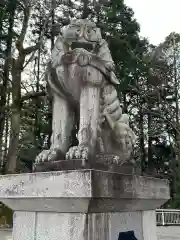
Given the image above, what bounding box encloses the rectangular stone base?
[13,211,156,240]
[0,170,169,240]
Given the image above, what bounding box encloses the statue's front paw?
[35,148,64,163]
[66,146,89,160]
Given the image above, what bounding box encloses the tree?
[0,0,17,166]
[2,0,54,173]
[152,33,180,207]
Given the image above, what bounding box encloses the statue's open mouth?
[71,42,94,52]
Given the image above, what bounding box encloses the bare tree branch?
[16,7,31,52]
[21,90,46,102]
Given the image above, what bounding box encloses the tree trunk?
[47,0,55,147]
[6,59,22,173]
[0,0,16,164]
[3,89,10,160]
[34,47,41,151]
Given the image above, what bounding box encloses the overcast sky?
[124,0,180,45]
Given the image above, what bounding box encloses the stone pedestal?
[0,170,169,240]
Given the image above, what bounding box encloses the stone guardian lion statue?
[35,19,136,164]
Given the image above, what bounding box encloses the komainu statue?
[35,19,136,165]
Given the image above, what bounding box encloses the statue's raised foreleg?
[35,94,74,163]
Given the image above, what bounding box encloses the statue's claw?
[35,148,64,163]
[66,146,89,160]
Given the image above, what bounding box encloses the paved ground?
[157,226,180,240]
[1,226,180,240]
[0,229,12,240]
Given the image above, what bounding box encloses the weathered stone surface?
[13,212,36,240]
[10,211,156,240]
[33,157,141,174]
[0,170,169,212]
[0,170,170,240]
[35,19,136,167]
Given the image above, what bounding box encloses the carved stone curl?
[35,19,136,166]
